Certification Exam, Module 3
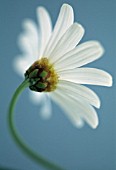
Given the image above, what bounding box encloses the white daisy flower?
[14,4,112,129]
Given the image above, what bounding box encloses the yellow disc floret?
[25,58,59,92]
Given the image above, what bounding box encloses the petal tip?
[91,120,99,129]
[37,6,46,13]
[96,101,101,109]
[22,19,31,28]
[98,42,105,57]
[89,112,99,129]
[109,75,113,87]
[62,3,72,8]
[74,119,84,128]
[61,3,74,16]
[105,73,113,87]
[73,23,85,36]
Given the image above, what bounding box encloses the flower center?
[25,58,59,92]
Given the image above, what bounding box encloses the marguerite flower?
[14,4,112,129]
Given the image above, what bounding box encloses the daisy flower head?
[14,4,112,129]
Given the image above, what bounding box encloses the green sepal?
[30,78,40,85]
[36,82,47,89]
[40,70,48,78]
[29,69,39,78]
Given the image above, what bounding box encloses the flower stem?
[0,166,18,170]
[8,80,64,170]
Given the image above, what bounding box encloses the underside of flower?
[25,58,59,92]
[14,3,113,129]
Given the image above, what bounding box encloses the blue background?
[0,0,115,170]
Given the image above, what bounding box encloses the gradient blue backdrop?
[0,0,115,170]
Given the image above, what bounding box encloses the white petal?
[58,80,100,108]
[40,93,52,119]
[19,19,39,59]
[16,19,40,76]
[43,4,74,57]
[13,56,33,76]
[18,34,39,61]
[29,91,45,104]
[29,92,52,119]
[55,41,104,71]
[36,7,52,57]
[51,89,98,128]
[50,91,84,128]
[23,19,39,37]
[59,68,113,87]
[49,23,84,64]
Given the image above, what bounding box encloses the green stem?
[8,80,64,170]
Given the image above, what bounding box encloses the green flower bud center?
[24,58,59,92]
